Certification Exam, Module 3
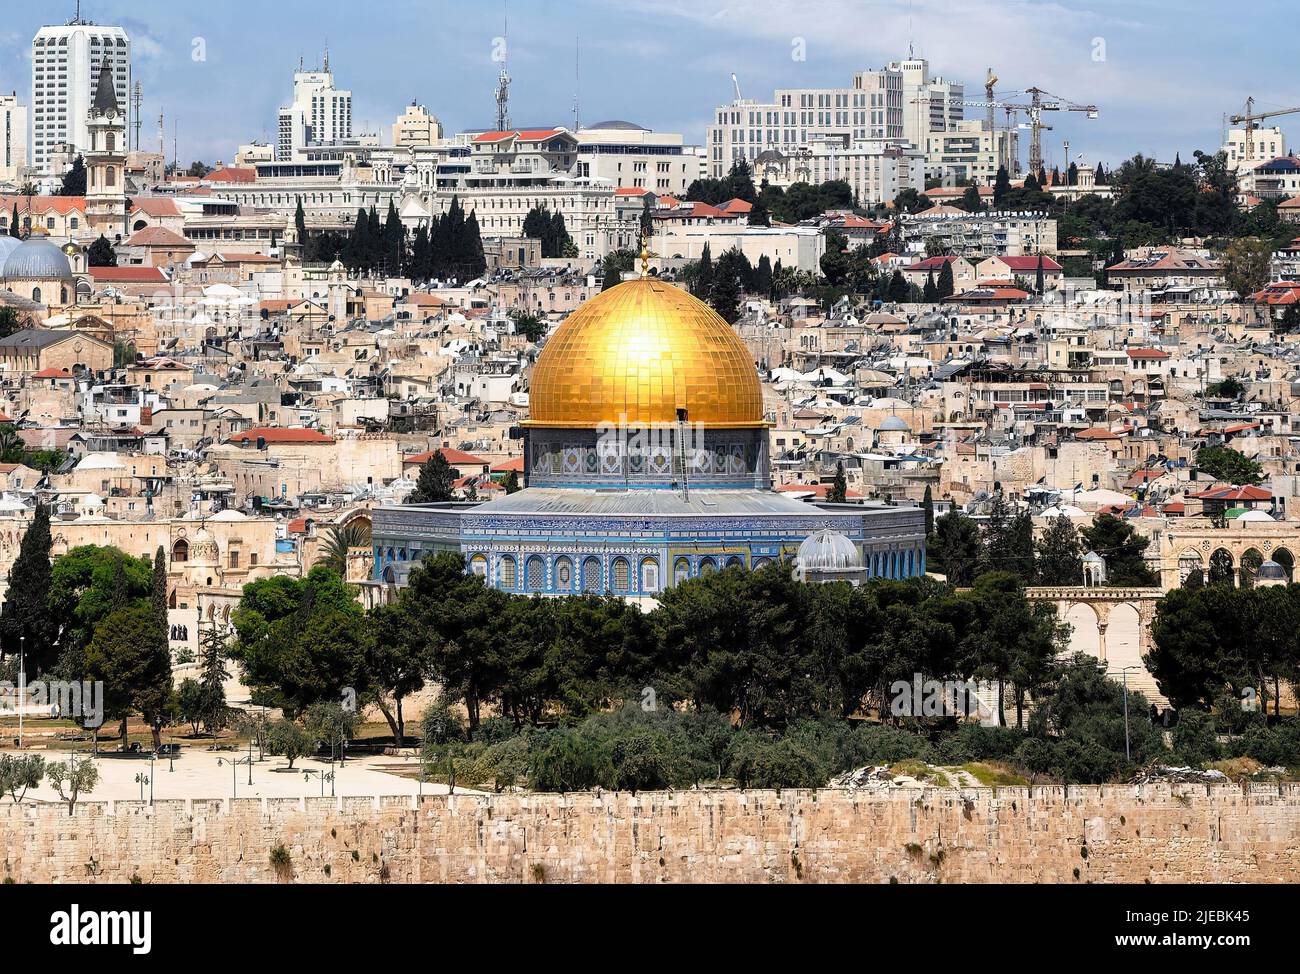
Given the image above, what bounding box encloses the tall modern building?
[0,94,29,186]
[890,58,964,153]
[30,18,131,175]
[706,68,905,178]
[277,55,353,161]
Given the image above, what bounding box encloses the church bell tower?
[85,60,127,238]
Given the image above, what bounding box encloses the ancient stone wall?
[3,784,1299,884]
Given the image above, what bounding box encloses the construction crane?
[961,86,1097,177]
[731,73,743,102]
[1229,97,1300,165]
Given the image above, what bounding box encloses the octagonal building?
[371,268,926,600]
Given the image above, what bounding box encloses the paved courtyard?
[0,746,477,804]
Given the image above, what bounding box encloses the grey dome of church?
[1257,559,1287,584]
[797,529,863,572]
[2,238,74,280]
[0,236,22,264]
[879,415,910,431]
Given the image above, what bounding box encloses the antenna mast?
[494,2,511,131]
[131,81,143,151]
[573,34,580,131]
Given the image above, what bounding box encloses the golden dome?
[526,277,765,428]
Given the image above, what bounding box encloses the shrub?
[1170,710,1221,767]
[935,723,1025,764]
[530,730,612,792]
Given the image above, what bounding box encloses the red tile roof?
[226,427,334,445]
[205,166,257,183]
[1076,427,1122,441]
[472,128,567,143]
[988,255,1063,272]
[88,266,169,283]
[32,367,72,379]
[1126,347,1170,359]
[402,447,489,466]
[492,456,525,473]
[1188,485,1271,501]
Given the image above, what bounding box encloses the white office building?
[30,20,131,174]
[277,57,353,161]
[706,68,905,178]
[575,121,697,194]
[1222,125,1287,174]
[891,57,964,154]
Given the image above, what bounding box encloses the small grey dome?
[1082,550,1106,563]
[797,529,863,571]
[1257,559,1287,581]
[880,415,910,431]
[3,238,73,280]
[586,119,648,131]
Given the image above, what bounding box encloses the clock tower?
[85,60,127,237]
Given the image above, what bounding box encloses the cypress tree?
[937,260,955,300]
[464,210,486,279]
[407,451,456,504]
[993,166,1011,206]
[0,503,55,672]
[693,243,713,299]
[827,462,848,504]
[923,272,938,302]
[922,485,934,536]
[8,204,19,238]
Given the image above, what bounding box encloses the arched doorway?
[1274,548,1294,581]
[1208,548,1235,586]
[1062,603,1102,658]
[1240,548,1264,588]
[1178,550,1203,585]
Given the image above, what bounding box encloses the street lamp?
[302,767,335,797]
[1105,663,1142,762]
[216,755,253,798]
[16,634,24,749]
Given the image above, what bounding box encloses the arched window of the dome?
[612,557,630,592]
[31,287,40,303]
[725,556,744,569]
[469,554,487,577]
[172,539,189,563]
[673,558,690,585]
[526,556,545,591]
[581,556,602,593]
[698,557,716,576]
[554,557,573,591]
[499,555,517,589]
[639,558,659,593]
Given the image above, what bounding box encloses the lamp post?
[17,634,25,749]
[1103,663,1141,762]
[217,755,253,798]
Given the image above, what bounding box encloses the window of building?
[499,555,517,589]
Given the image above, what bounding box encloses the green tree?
[303,700,358,759]
[993,166,1011,206]
[46,545,151,677]
[1195,445,1263,484]
[1035,513,1084,585]
[1080,514,1158,586]
[0,753,44,803]
[407,450,456,503]
[84,602,172,748]
[922,485,934,536]
[922,272,938,302]
[318,520,372,577]
[46,753,98,815]
[1222,237,1272,299]
[366,599,431,744]
[265,719,313,770]
[60,156,87,196]
[197,618,230,734]
[936,259,954,299]
[8,203,19,238]
[0,503,55,670]
[176,678,204,736]
[229,567,368,718]
[87,235,117,267]
[501,469,521,493]
[827,461,848,503]
[927,511,981,585]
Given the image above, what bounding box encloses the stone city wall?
[3,783,1299,883]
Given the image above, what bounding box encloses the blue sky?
[0,0,1293,171]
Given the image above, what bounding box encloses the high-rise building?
[30,17,131,175]
[706,69,905,178]
[1222,125,1287,174]
[277,55,353,161]
[392,102,442,148]
[0,94,29,186]
[889,58,964,153]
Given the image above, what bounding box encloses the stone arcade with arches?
[372,264,926,602]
